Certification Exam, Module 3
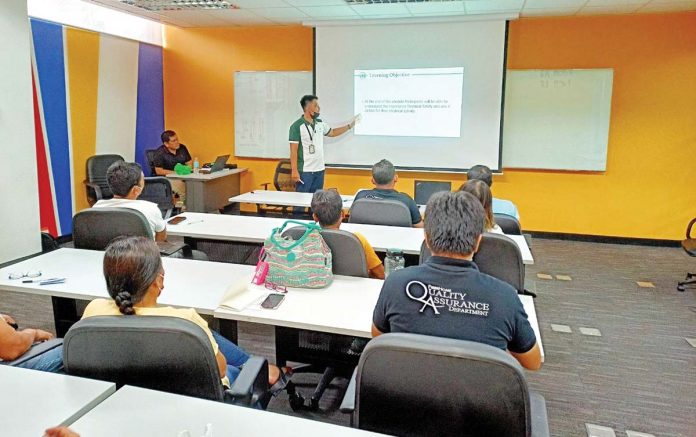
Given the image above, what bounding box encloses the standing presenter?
[288,95,358,195]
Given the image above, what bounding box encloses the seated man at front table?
[93,161,167,242]
[354,159,423,228]
[311,189,385,279]
[371,191,541,370]
[152,130,192,176]
[0,313,62,372]
[467,164,520,220]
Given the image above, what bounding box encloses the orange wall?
[163,14,696,240]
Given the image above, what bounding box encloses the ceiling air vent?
[116,1,238,11]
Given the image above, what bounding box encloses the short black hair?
[311,189,343,227]
[300,95,318,110]
[425,191,485,256]
[161,130,176,143]
[106,161,143,197]
[467,164,493,187]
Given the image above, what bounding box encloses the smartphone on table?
[261,293,285,309]
[168,216,186,225]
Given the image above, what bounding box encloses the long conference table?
[0,248,543,360]
[168,212,535,264]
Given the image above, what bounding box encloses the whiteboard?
[502,69,613,171]
[234,71,313,159]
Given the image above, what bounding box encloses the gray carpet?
[1,238,695,436]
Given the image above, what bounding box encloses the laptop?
[199,154,230,174]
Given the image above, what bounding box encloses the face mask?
[311,112,319,120]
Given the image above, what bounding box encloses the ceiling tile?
[160,10,228,27]
[250,7,308,21]
[521,7,580,16]
[578,4,643,14]
[350,3,411,17]
[465,0,524,13]
[284,0,346,6]
[524,0,585,7]
[231,0,289,7]
[637,0,696,12]
[213,9,274,25]
[406,1,465,15]
[298,5,360,18]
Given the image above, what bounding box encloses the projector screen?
[315,20,507,172]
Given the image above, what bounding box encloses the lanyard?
[304,123,315,142]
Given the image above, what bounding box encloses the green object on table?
[174,163,192,175]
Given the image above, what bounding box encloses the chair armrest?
[83,181,103,202]
[224,356,269,408]
[687,218,696,240]
[339,367,358,414]
[3,339,63,367]
[530,392,550,437]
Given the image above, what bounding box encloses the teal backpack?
[262,220,333,289]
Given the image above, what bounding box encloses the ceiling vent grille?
[116,1,238,11]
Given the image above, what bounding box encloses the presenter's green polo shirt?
[288,116,332,173]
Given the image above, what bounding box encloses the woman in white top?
[459,179,504,234]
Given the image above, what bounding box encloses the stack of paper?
[218,277,267,311]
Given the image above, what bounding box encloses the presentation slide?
[354,67,464,138]
[316,20,507,172]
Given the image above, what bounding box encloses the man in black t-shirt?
[152,130,192,176]
[372,190,541,370]
[354,159,423,227]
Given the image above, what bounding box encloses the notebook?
[218,277,267,312]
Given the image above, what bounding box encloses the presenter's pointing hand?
[351,113,362,128]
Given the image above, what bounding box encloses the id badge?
[309,143,315,154]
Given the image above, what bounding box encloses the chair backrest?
[64,316,224,401]
[274,159,295,192]
[85,154,124,199]
[349,199,412,228]
[140,177,174,219]
[283,227,369,277]
[494,213,522,235]
[414,181,452,205]
[355,333,532,437]
[72,207,153,250]
[144,149,158,176]
[419,233,524,292]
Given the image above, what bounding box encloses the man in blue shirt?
[354,159,423,228]
[372,191,541,370]
[467,164,520,220]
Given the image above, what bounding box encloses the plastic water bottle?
[193,157,200,174]
[384,249,405,278]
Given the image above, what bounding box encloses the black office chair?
[72,208,198,258]
[63,316,271,408]
[414,180,452,206]
[273,227,368,411]
[678,218,696,291]
[349,199,413,227]
[0,339,63,367]
[257,160,295,216]
[84,154,124,206]
[340,333,549,437]
[495,213,522,235]
[140,177,176,219]
[420,233,530,295]
[144,149,158,177]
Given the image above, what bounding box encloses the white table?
[167,212,534,264]
[229,190,354,209]
[168,212,426,255]
[70,385,383,436]
[168,168,247,213]
[0,248,255,338]
[0,365,115,436]
[215,275,544,361]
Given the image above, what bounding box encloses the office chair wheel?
[677,284,686,292]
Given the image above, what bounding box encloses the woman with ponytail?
[81,236,290,388]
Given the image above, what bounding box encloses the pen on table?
[186,220,204,226]
[23,278,65,285]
